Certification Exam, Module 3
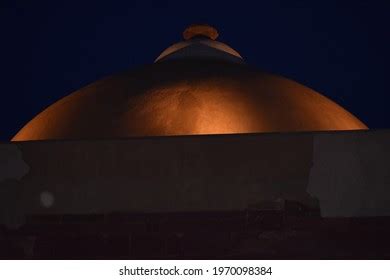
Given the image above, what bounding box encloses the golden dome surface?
[12,25,367,141]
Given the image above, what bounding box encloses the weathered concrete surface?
[0,144,29,182]
[1,129,389,228]
[0,145,30,228]
[308,129,390,217]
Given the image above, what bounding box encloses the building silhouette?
[1,24,389,259]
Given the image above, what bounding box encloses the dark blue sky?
[1,1,389,140]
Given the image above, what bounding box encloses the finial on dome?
[183,24,219,40]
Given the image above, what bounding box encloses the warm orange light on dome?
[11,24,367,142]
[120,82,260,136]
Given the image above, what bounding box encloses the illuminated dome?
[12,24,367,141]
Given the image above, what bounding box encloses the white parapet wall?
[0,129,389,229]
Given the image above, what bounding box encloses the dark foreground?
[1,206,389,259]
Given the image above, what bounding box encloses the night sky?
[1,1,389,141]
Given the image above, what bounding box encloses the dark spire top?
[182,24,219,40]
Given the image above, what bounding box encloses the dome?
[12,25,367,141]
